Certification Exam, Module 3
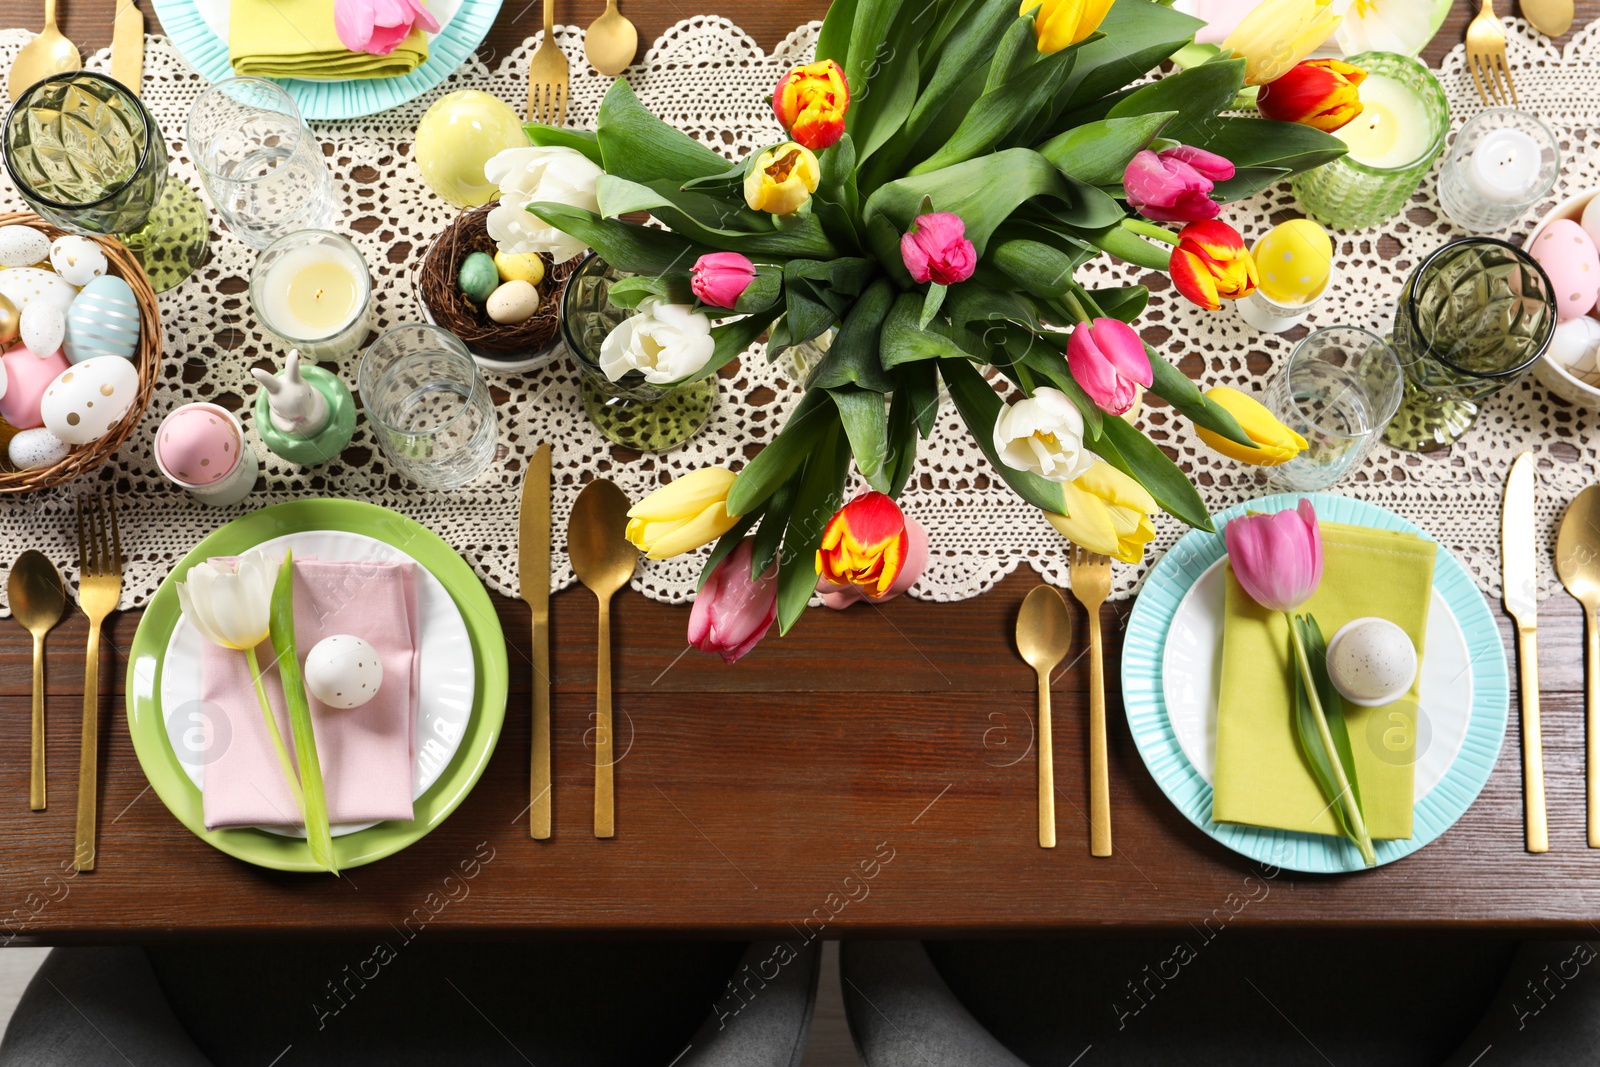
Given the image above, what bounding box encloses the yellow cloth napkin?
[1212,521,1436,841]
[229,0,429,80]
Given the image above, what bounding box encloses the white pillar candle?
[1337,74,1433,170]
[1464,127,1543,204]
[249,231,374,363]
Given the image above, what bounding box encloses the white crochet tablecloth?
[0,15,1594,614]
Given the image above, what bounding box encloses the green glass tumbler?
[1381,238,1555,452]
[1290,52,1449,231]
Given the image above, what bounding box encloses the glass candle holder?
[560,252,717,453]
[250,231,374,363]
[1262,326,1404,490]
[1437,108,1560,232]
[1290,52,1450,230]
[357,324,498,489]
[1381,238,1556,451]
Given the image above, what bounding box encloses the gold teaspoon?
[1016,584,1072,849]
[584,0,638,77]
[9,551,66,811]
[8,0,82,102]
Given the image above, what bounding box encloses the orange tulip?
[772,59,850,151]
[1258,58,1367,133]
[1170,220,1259,311]
[815,490,910,600]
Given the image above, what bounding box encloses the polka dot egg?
[303,635,383,710]
[156,405,239,485]
[49,236,107,287]
[1326,617,1418,707]
[1530,219,1600,321]
[39,356,140,445]
[1252,219,1333,306]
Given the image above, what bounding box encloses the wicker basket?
[0,211,162,494]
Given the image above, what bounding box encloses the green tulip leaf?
[776,424,852,634]
[884,381,921,497]
[267,550,337,876]
[605,273,696,309]
[728,390,835,517]
[1107,55,1246,146]
[525,204,713,276]
[521,123,603,165]
[830,385,892,493]
[749,476,798,579]
[596,79,731,184]
[1088,412,1213,531]
[809,277,897,392]
[595,176,840,259]
[1037,111,1176,187]
[1143,343,1256,449]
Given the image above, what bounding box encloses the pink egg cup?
[1529,187,1600,409]
[153,402,259,507]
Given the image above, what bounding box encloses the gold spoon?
[9,551,65,811]
[583,0,638,77]
[1557,484,1600,847]
[567,479,636,838]
[1016,584,1072,849]
[8,0,82,103]
[1523,0,1574,37]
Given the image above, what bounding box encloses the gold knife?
[111,0,143,95]
[520,444,553,839]
[1503,452,1546,853]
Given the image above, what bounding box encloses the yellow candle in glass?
[1337,74,1432,170]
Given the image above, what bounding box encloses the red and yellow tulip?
[772,59,850,152]
[1257,58,1366,132]
[816,491,911,600]
[1170,220,1259,311]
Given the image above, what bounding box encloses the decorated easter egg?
[156,405,240,485]
[1582,196,1600,250]
[458,252,499,304]
[413,90,527,208]
[0,293,19,346]
[64,275,141,363]
[48,236,108,287]
[494,251,545,286]
[19,302,64,357]
[39,356,140,445]
[1327,617,1418,707]
[303,634,383,709]
[0,225,50,268]
[0,347,70,430]
[486,280,540,324]
[1530,219,1600,321]
[7,427,70,470]
[1548,315,1600,375]
[1252,219,1333,305]
[0,267,78,319]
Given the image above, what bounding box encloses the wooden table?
[2,0,1597,942]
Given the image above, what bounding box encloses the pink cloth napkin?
[200,558,420,831]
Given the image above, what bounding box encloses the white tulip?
[176,549,280,651]
[484,146,604,263]
[1334,0,1436,57]
[993,387,1095,483]
[599,298,716,385]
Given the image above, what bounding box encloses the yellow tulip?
[1195,386,1308,467]
[1020,0,1114,53]
[625,467,743,560]
[1222,0,1342,86]
[743,142,822,216]
[1045,463,1158,564]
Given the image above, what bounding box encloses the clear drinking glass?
[357,325,497,489]
[186,78,335,249]
[1437,108,1560,232]
[1262,327,1404,490]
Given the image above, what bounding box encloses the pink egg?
[1530,219,1600,321]
[157,404,241,486]
[0,346,70,430]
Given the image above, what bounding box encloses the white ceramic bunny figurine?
[252,351,330,437]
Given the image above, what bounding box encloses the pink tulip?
[901,212,977,286]
[688,538,778,664]
[334,0,439,56]
[690,252,758,310]
[1123,145,1235,224]
[816,515,930,609]
[1223,499,1324,613]
[1066,318,1152,416]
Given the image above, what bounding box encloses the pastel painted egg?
[156,405,240,485]
[303,634,383,710]
[39,356,140,445]
[413,90,527,208]
[1548,314,1600,375]
[48,236,107,287]
[0,267,78,319]
[1581,195,1600,250]
[1327,616,1418,707]
[1530,219,1600,321]
[19,302,64,357]
[486,280,540,324]
[1252,219,1333,305]
[494,251,545,286]
[458,252,499,304]
[7,427,70,470]
[0,225,51,268]
[0,347,70,430]
[64,275,141,364]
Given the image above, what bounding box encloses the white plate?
[193,0,463,53]
[1160,558,1472,800]
[160,529,475,837]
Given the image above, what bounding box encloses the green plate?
[125,500,508,872]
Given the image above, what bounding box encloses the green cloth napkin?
[1212,521,1437,841]
[229,0,429,80]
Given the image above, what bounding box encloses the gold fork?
[526,0,570,125]
[73,493,122,872]
[1068,545,1113,858]
[1466,0,1518,106]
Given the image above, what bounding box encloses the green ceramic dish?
[125,500,508,872]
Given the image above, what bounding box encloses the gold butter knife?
[1503,452,1546,853]
[520,444,552,839]
[111,0,143,95]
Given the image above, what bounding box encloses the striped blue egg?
[64,275,141,365]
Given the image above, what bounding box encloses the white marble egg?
[0,225,50,268]
[7,427,70,470]
[0,267,78,319]
[1326,617,1418,707]
[48,236,107,287]
[303,634,383,710]
[64,275,140,364]
[38,356,140,445]
[485,280,540,325]
[1548,315,1600,375]
[18,302,64,357]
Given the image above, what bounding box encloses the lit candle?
[249,231,373,362]
[1465,127,1543,204]
[1337,74,1433,170]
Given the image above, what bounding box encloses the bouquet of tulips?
[505,0,1363,660]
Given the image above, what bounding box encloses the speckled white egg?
[48,236,107,287]
[38,356,140,445]
[18,302,63,357]
[303,634,383,710]
[485,280,540,325]
[1326,617,1418,707]
[0,267,78,319]
[1548,315,1600,375]
[0,225,51,268]
[64,275,140,364]
[7,427,70,470]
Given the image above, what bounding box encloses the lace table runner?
[0,15,1594,614]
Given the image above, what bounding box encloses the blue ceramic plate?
[1121,492,1509,874]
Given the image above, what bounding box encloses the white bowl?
[1529,187,1600,409]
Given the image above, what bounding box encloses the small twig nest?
[418,203,574,354]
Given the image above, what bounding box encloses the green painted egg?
[458,253,499,304]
